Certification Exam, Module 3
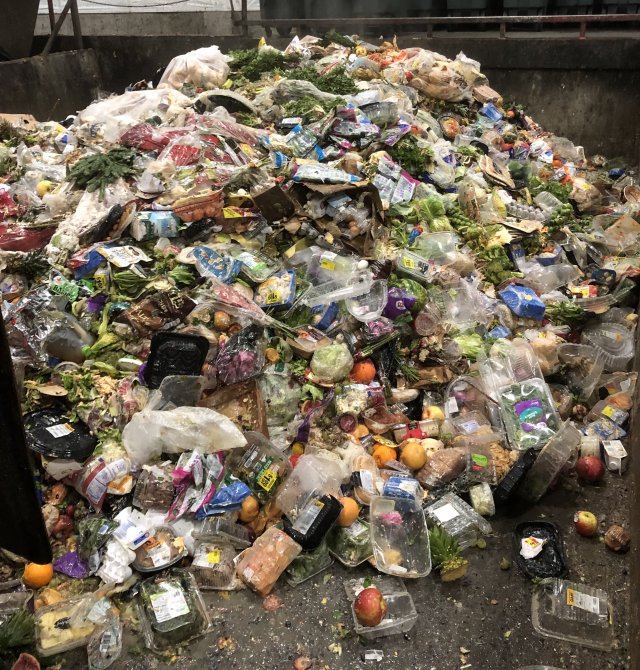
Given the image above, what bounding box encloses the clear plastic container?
[345,576,417,640]
[307,250,362,282]
[345,280,388,322]
[133,526,187,573]
[533,191,563,214]
[581,323,634,372]
[425,493,492,550]
[531,578,614,651]
[557,343,604,400]
[236,526,302,596]
[469,482,495,516]
[301,269,373,308]
[574,293,616,313]
[138,570,211,651]
[36,594,97,656]
[394,250,437,284]
[226,432,292,503]
[369,496,431,578]
[517,422,582,503]
[285,539,333,586]
[192,517,252,549]
[586,398,629,426]
[190,538,238,590]
[285,325,332,359]
[230,248,281,283]
[412,232,459,262]
[327,519,374,567]
[525,263,581,294]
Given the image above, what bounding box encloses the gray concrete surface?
[22,475,628,670]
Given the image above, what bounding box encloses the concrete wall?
[4,34,640,166]
[33,11,263,37]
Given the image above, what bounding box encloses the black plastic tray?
[493,448,537,506]
[144,332,209,389]
[23,409,96,460]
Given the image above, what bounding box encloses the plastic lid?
[24,409,97,460]
[144,332,209,389]
[531,578,614,651]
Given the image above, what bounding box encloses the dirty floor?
[14,476,631,670]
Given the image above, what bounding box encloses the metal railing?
[233,6,640,40]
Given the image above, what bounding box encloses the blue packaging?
[69,245,110,280]
[254,270,297,310]
[499,285,545,321]
[480,103,503,122]
[382,476,422,501]
[489,325,512,339]
[192,246,242,284]
[312,302,339,330]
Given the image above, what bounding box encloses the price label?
[208,550,221,565]
[265,290,281,305]
[257,468,277,491]
[403,257,416,269]
[320,259,336,271]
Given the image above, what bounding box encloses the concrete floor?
[28,473,629,670]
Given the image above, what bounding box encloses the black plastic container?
[512,520,568,580]
[24,409,96,460]
[144,333,209,389]
[283,494,343,551]
[493,448,537,506]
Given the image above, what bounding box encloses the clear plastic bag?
[215,325,266,385]
[158,45,230,91]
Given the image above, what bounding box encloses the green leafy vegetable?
[230,48,287,81]
[67,148,138,198]
[281,65,357,95]
[453,333,484,361]
[0,610,35,650]
[387,137,435,177]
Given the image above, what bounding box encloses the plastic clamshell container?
[574,292,616,313]
[301,269,373,308]
[233,248,281,283]
[35,593,97,657]
[369,496,431,578]
[285,539,333,586]
[395,250,437,284]
[518,422,582,503]
[581,323,634,372]
[412,232,459,261]
[190,538,238,590]
[132,525,187,573]
[327,519,374,567]
[557,343,605,400]
[283,493,343,551]
[192,517,252,549]
[133,463,176,512]
[531,578,614,651]
[227,431,292,503]
[345,576,417,640]
[425,492,492,550]
[345,279,388,322]
[285,325,332,359]
[138,570,211,652]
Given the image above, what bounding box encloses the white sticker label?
[46,423,74,438]
[567,588,601,614]
[148,543,172,567]
[344,520,367,539]
[447,398,459,414]
[358,469,375,494]
[150,585,190,623]
[432,503,459,523]
[292,500,324,535]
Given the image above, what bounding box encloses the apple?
[353,586,388,627]
[422,405,445,422]
[574,511,598,537]
[575,456,605,483]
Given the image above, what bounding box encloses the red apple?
[353,587,387,628]
[574,510,598,537]
[575,456,605,483]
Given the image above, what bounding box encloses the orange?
[350,359,376,385]
[337,497,360,527]
[23,562,54,589]
[349,424,370,441]
[372,444,397,468]
[239,495,260,523]
[400,441,427,470]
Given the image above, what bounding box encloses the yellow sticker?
[265,290,281,305]
[223,207,243,218]
[257,468,277,491]
[602,406,616,418]
[320,259,336,271]
[403,257,415,269]
[373,435,397,449]
[567,588,575,607]
[208,550,221,565]
[63,423,75,432]
[524,537,541,547]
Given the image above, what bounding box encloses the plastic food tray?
[581,322,634,372]
[193,516,252,548]
[345,576,417,640]
[425,492,492,549]
[285,541,333,586]
[35,594,97,657]
[327,520,374,568]
[531,578,614,651]
[557,343,605,399]
[369,496,431,578]
[518,422,581,503]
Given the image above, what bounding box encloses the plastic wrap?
[158,46,230,91]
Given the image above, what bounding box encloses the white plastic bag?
[122,406,247,465]
[158,45,230,91]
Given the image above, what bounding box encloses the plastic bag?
[158,45,230,91]
[122,406,247,465]
[236,526,302,596]
[87,612,123,670]
[410,62,470,103]
[216,325,266,385]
